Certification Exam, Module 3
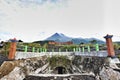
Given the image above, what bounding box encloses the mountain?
[85,38,105,44]
[45,33,105,44]
[46,33,72,42]
[71,38,88,44]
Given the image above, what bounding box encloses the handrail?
[16,44,105,53]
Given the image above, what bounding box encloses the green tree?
[90,40,97,44]
[0,42,10,56]
[43,43,48,49]
[113,43,120,50]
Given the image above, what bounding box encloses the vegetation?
[89,40,97,44]
[48,56,71,69]
[0,42,10,56]
[1,40,120,57]
[0,41,41,55]
[113,42,120,50]
[60,44,78,51]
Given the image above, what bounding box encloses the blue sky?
[0,0,120,42]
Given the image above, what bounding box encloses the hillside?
[45,33,105,44]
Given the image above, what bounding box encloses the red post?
[104,34,115,57]
[8,38,17,59]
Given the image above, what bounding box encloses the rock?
[24,75,96,80]
[1,67,25,80]
[100,67,120,80]
[0,54,8,66]
[0,56,47,79]
[1,55,120,80]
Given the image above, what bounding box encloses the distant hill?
[46,33,72,42]
[45,33,105,44]
[114,41,120,44]
[71,38,88,44]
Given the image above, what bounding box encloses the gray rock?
[0,54,8,66]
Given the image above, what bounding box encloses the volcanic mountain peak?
[45,33,104,44]
[46,33,72,42]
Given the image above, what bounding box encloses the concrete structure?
[8,34,116,60]
[8,38,17,60]
[104,34,120,64]
[15,51,108,59]
[104,34,115,57]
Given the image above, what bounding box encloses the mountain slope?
[71,38,88,44]
[45,33,105,44]
[46,33,72,42]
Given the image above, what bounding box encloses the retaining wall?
[15,51,108,59]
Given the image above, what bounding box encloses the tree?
[0,42,10,56]
[0,41,4,48]
[90,40,97,44]
[18,40,23,42]
[113,43,120,50]
[80,42,85,47]
[43,43,48,49]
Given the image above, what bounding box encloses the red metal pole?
[104,34,115,57]
[8,38,17,60]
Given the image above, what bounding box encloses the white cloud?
[0,0,120,42]
[0,31,13,41]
